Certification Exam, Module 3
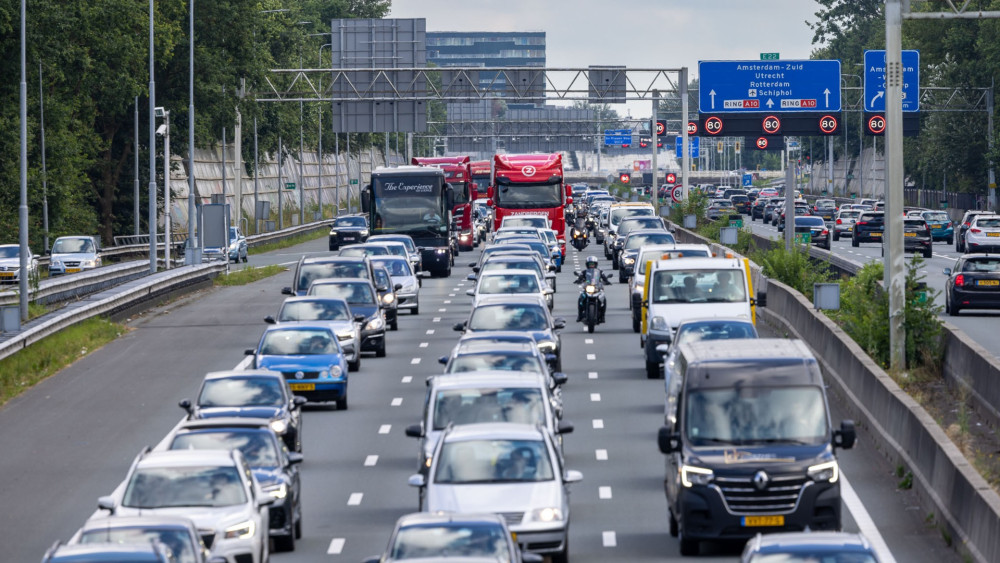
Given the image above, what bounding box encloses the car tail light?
[822,229,829,235]
[836,218,843,224]
[857,221,868,226]
[955,274,965,286]
[971,228,982,234]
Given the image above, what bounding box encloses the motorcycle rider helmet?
[586,256,598,269]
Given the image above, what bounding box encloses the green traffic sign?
[285,182,296,190]
[350,179,359,185]
[760,52,780,61]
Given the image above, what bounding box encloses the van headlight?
[680,465,713,487]
[223,520,255,539]
[382,293,396,305]
[264,483,288,500]
[807,460,839,483]
[366,316,384,331]
[269,419,288,434]
[528,507,563,522]
[650,316,667,331]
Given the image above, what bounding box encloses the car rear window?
[964,259,1000,272]
[976,218,1000,229]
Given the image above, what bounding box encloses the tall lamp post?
[156,108,171,268]
[147,0,158,274]
[186,0,197,264]
[18,0,29,319]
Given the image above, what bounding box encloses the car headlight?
[623,257,635,266]
[269,419,288,434]
[435,248,449,254]
[51,259,62,268]
[382,293,396,305]
[264,483,288,500]
[336,330,354,341]
[650,316,667,331]
[537,340,557,353]
[223,520,256,539]
[528,507,563,523]
[807,460,839,483]
[330,365,343,377]
[80,260,96,268]
[366,316,384,331]
[680,465,713,487]
[360,229,369,236]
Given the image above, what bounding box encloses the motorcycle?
[575,270,610,333]
[571,225,589,251]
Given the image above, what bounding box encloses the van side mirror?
[453,322,466,332]
[361,186,371,213]
[244,349,255,356]
[658,425,680,454]
[405,424,424,438]
[97,496,116,514]
[756,290,767,308]
[287,452,304,466]
[556,420,574,435]
[834,420,856,450]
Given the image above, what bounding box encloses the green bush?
[669,191,708,225]
[753,245,833,300]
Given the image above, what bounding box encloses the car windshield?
[964,258,1000,272]
[501,216,549,229]
[198,377,284,408]
[478,274,541,295]
[481,260,543,277]
[796,217,826,227]
[373,258,413,277]
[446,353,545,375]
[308,282,375,305]
[52,238,95,253]
[619,219,662,235]
[340,245,389,257]
[685,385,828,446]
[373,236,416,253]
[0,247,20,258]
[434,439,554,483]
[171,429,279,468]
[625,232,676,249]
[651,269,747,303]
[976,218,1000,229]
[279,299,351,322]
[816,200,836,208]
[229,227,240,241]
[433,388,545,429]
[297,262,369,291]
[468,304,548,330]
[123,466,247,508]
[923,212,949,222]
[839,211,860,219]
[748,552,877,563]
[335,217,367,227]
[390,523,512,561]
[611,207,653,226]
[259,328,338,355]
[374,268,391,289]
[675,321,758,347]
[79,528,197,563]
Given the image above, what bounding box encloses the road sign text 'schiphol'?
[698,60,842,113]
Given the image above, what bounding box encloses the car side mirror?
[405,424,424,438]
[453,322,466,332]
[465,289,475,296]
[179,399,193,415]
[658,425,681,454]
[394,283,403,291]
[655,344,669,357]
[263,315,276,324]
[438,355,448,365]
[466,273,477,281]
[552,372,568,386]
[556,420,574,435]
[354,314,367,323]
[244,349,255,356]
[258,495,275,507]
[553,318,566,329]
[293,396,308,407]
[376,285,388,292]
[468,262,477,268]
[97,496,116,513]
[547,264,556,271]
[408,474,426,488]
[564,470,583,484]
[943,268,952,275]
[207,557,228,563]
[281,287,294,295]
[287,452,304,466]
[834,420,856,450]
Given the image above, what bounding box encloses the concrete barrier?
[941,323,1000,430]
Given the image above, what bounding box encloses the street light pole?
[135,97,140,236]
[187,0,197,264]
[161,110,171,268]
[39,62,50,253]
[19,0,29,319]
[147,0,158,274]
[886,0,906,370]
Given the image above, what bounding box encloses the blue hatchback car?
[248,325,349,409]
[919,210,954,243]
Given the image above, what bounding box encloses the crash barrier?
[669,217,1000,562]
[0,263,224,364]
[0,261,150,308]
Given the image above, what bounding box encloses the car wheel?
[376,341,387,358]
[390,319,399,331]
[619,272,627,284]
[751,214,755,222]
[412,304,419,315]
[668,510,679,537]
[852,237,859,247]
[947,235,954,245]
[832,231,839,241]
[824,240,831,251]
[242,251,248,263]
[678,527,699,556]
[336,395,348,410]
[348,354,361,372]
[646,360,659,380]
[551,542,569,563]
[949,298,961,316]
[923,248,933,258]
[632,315,640,334]
[295,513,302,539]
[274,529,295,552]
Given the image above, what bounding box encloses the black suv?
[851,211,884,246]
[328,215,370,250]
[886,218,932,258]
[730,194,751,215]
[284,255,376,296]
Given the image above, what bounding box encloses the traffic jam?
[41,155,881,563]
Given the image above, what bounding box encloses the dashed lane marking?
[378,425,391,434]
[419,342,429,348]
[593,419,604,429]
[596,449,608,461]
[598,486,612,499]
[585,338,594,344]
[327,538,346,554]
[590,393,601,402]
[588,372,598,379]
[411,358,421,365]
[426,329,435,335]
[347,493,363,506]
[364,455,378,467]
[444,300,452,304]
[587,353,596,360]
[438,308,447,312]
[391,397,403,406]
[401,376,413,384]
[433,317,441,322]
[602,531,617,547]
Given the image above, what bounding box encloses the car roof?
[651,257,743,271]
[280,296,351,306]
[747,531,873,554]
[46,543,168,562]
[478,268,540,278]
[262,323,335,334]
[678,339,819,387]
[137,449,237,468]
[455,340,538,354]
[431,372,548,389]
[301,255,369,264]
[676,317,757,330]
[395,511,507,528]
[78,515,198,532]
[176,417,276,431]
[309,277,374,287]
[458,331,538,343]
[482,254,542,264]
[203,370,283,382]
[472,294,548,307]
[443,422,545,442]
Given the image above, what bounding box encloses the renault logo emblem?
[753,470,769,490]
[294,371,305,380]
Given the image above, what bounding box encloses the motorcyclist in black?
[575,255,611,322]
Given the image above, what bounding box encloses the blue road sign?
[675,136,700,158]
[698,60,842,113]
[742,174,753,187]
[604,129,632,145]
[863,50,919,112]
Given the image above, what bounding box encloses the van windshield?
[650,269,746,303]
[685,385,829,446]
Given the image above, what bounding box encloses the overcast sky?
[389,0,825,117]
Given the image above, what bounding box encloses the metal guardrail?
[0,263,224,364]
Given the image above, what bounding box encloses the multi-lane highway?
[0,237,960,562]
[746,213,1000,359]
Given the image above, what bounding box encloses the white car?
[408,423,581,563]
[0,244,38,283]
[372,256,422,315]
[467,269,554,310]
[48,235,102,276]
[96,449,271,563]
[367,234,422,273]
[964,214,1000,253]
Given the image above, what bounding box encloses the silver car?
[367,234,421,273]
[97,449,271,563]
[266,296,362,372]
[0,243,38,283]
[408,423,581,563]
[48,235,102,276]
[372,256,421,315]
[468,269,553,310]
[70,515,215,563]
[832,209,861,241]
[364,512,540,563]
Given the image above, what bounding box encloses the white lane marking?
[585,338,594,344]
[842,472,896,563]
[587,354,596,361]
[378,425,391,434]
[364,455,378,467]
[590,393,601,402]
[401,376,413,384]
[426,329,435,335]
[588,371,598,379]
[444,300,452,304]
[411,358,421,365]
[347,493,363,506]
[278,260,300,266]
[419,342,429,348]
[235,355,254,371]
[438,308,447,312]
[592,419,604,429]
[391,397,403,406]
[602,531,617,547]
[448,293,456,297]
[595,449,608,461]
[433,317,441,322]
[327,538,346,554]
[598,486,613,499]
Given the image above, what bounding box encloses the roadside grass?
[0,318,125,407]
[248,228,327,256]
[214,265,286,286]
